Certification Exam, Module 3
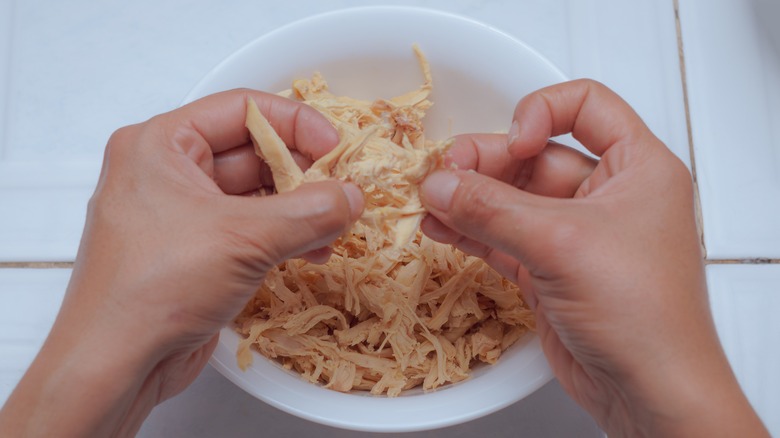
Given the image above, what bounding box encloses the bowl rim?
[184,5,566,432]
[182,5,567,105]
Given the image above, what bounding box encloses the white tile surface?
[140,367,602,438]
[0,0,688,261]
[564,0,689,166]
[0,1,12,146]
[0,1,717,435]
[5,267,779,435]
[0,269,68,402]
[0,268,602,436]
[707,264,780,436]
[679,0,780,259]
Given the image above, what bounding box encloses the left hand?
[0,89,363,437]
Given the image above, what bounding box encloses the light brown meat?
[235,45,535,396]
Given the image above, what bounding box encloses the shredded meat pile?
[235,45,535,396]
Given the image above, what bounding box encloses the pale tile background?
[1,0,778,436]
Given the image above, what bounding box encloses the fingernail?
[507,120,520,147]
[422,171,461,211]
[341,182,364,220]
[442,137,457,169]
[443,136,474,171]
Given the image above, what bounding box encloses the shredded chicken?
[236,45,535,396]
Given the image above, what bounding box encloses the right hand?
[420,79,767,437]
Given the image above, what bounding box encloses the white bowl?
[183,6,565,433]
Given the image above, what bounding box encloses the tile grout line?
[2,259,780,269]
[706,259,780,265]
[0,262,74,268]
[673,0,707,259]
[2,2,777,271]
[673,1,779,268]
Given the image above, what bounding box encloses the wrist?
[0,303,165,437]
[599,350,768,437]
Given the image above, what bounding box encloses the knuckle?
[232,87,254,96]
[104,122,152,162]
[666,154,693,183]
[574,78,606,90]
[645,148,694,198]
[567,78,609,99]
[106,125,135,153]
[664,156,695,202]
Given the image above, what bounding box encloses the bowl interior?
[184,7,566,142]
[211,327,552,432]
[185,6,565,433]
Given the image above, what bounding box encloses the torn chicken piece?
[236,45,535,396]
[245,98,304,193]
[244,44,448,249]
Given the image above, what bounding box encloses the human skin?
[419,79,769,437]
[0,89,363,437]
[0,80,768,438]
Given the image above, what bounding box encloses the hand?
[420,80,768,437]
[0,89,363,437]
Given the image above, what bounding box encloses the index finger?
[162,88,339,159]
[508,79,655,159]
[448,133,597,198]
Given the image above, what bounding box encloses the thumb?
[421,170,585,276]
[224,180,363,272]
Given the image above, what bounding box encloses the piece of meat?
[235,45,535,396]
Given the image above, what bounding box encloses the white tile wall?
[707,264,780,435]
[141,367,602,438]
[0,268,602,437]
[679,0,780,259]
[0,0,688,261]
[3,0,779,436]
[0,269,67,402]
[6,265,780,435]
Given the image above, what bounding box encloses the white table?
[1,1,778,436]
